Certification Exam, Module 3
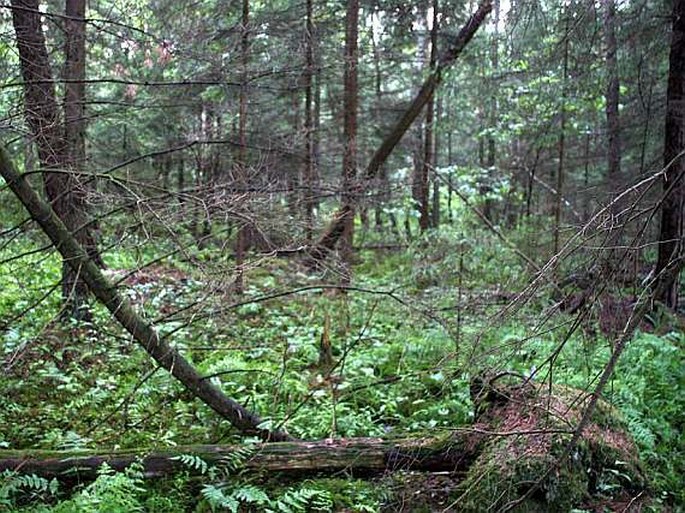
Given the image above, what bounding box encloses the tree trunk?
[303,0,316,242]
[554,18,569,257]
[655,0,685,308]
[11,0,102,320]
[308,0,492,262]
[0,435,477,481]
[419,0,439,233]
[340,0,359,282]
[432,93,442,228]
[603,0,621,182]
[0,145,292,443]
[234,0,250,294]
[602,0,624,266]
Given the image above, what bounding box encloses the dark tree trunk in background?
[419,0,439,233]
[603,0,621,182]
[303,0,316,242]
[371,19,385,231]
[340,0,359,281]
[308,0,492,262]
[554,17,569,256]
[602,0,626,275]
[480,0,499,222]
[234,0,250,294]
[655,0,685,308]
[11,0,101,320]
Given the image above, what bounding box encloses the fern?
[267,486,333,513]
[218,444,256,475]
[0,470,58,506]
[172,453,210,475]
[201,483,239,513]
[233,483,270,505]
[51,462,146,513]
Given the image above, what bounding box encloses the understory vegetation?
[1,201,683,511]
[1,0,683,509]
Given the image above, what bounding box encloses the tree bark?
[303,0,316,242]
[419,0,439,233]
[0,145,292,443]
[0,436,476,481]
[554,17,569,257]
[234,0,250,294]
[432,94,442,228]
[340,0,359,281]
[308,0,492,262]
[603,0,621,181]
[11,0,102,319]
[655,0,685,308]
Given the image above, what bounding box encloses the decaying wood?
[0,436,477,480]
[307,0,493,263]
[0,145,291,443]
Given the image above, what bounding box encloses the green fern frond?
[172,453,210,474]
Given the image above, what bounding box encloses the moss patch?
[451,379,646,512]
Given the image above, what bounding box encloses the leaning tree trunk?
[655,0,685,308]
[0,145,291,443]
[308,0,492,263]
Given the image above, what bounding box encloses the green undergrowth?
[1,219,683,511]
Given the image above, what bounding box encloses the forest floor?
[0,219,683,511]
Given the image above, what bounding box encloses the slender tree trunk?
[525,147,540,218]
[655,0,685,308]
[234,0,250,294]
[419,0,439,232]
[554,23,569,256]
[303,0,315,241]
[313,61,322,214]
[480,0,499,222]
[372,17,385,231]
[583,133,591,222]
[288,89,301,217]
[432,93,442,228]
[448,128,453,223]
[340,0,359,282]
[604,0,621,182]
[487,0,499,170]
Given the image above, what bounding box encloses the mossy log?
[0,380,649,510]
[0,436,477,481]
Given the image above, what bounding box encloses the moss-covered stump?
[452,377,647,512]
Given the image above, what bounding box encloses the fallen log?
[0,381,650,511]
[0,436,477,481]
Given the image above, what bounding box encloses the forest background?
[0,0,683,511]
